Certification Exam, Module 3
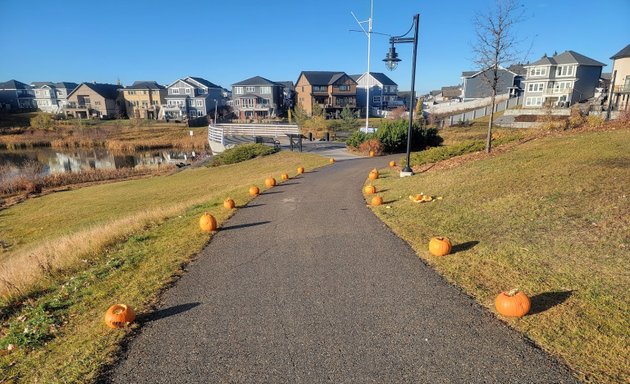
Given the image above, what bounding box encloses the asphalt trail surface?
[107,156,577,383]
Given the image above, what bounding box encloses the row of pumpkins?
[364,163,531,318]
[105,160,339,328]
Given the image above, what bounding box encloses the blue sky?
[1,0,628,94]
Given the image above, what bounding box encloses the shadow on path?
[262,190,284,195]
[529,291,573,315]
[240,203,265,209]
[451,241,480,254]
[221,221,271,231]
[139,303,201,324]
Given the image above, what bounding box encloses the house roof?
[507,64,527,76]
[32,81,79,91]
[275,81,294,91]
[429,90,442,96]
[527,50,606,67]
[600,72,612,80]
[298,71,355,85]
[32,82,55,88]
[68,82,122,100]
[462,65,525,79]
[350,74,361,81]
[610,43,630,60]
[187,76,221,89]
[0,79,31,90]
[352,72,398,86]
[232,76,278,86]
[461,71,476,77]
[441,86,461,98]
[125,81,165,90]
[55,82,79,90]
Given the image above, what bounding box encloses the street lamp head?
[383,44,401,71]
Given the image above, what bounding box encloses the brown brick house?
[295,71,357,117]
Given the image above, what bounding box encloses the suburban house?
[461,65,525,101]
[231,76,285,120]
[522,51,605,108]
[65,82,124,119]
[162,76,223,120]
[352,72,404,113]
[0,80,36,111]
[608,43,630,111]
[295,71,357,117]
[441,86,462,101]
[397,91,416,109]
[122,81,166,119]
[31,82,78,114]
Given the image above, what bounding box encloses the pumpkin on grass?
[199,212,217,232]
[364,185,376,194]
[369,150,375,157]
[104,304,136,329]
[368,171,378,180]
[389,160,396,167]
[297,166,305,174]
[495,289,531,318]
[265,177,276,187]
[249,185,260,196]
[429,236,452,256]
[223,198,235,209]
[371,196,383,206]
[281,173,289,180]
[329,158,335,164]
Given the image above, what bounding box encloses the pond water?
[0,147,198,175]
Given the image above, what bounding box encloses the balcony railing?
[66,103,91,109]
[613,85,630,93]
[543,87,573,96]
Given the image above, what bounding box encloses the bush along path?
[107,156,577,383]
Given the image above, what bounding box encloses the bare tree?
[473,0,523,153]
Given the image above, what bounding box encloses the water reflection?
[0,147,196,175]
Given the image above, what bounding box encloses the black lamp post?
[383,14,419,177]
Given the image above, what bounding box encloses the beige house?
[122,81,166,119]
[295,71,357,117]
[609,43,630,111]
[65,82,124,119]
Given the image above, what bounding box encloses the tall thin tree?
[473,0,523,153]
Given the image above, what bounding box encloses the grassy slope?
[367,129,629,383]
[0,152,328,383]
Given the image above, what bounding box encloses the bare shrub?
[358,138,384,156]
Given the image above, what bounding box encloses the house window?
[234,87,243,94]
[553,81,573,93]
[260,86,272,94]
[373,96,381,103]
[198,89,205,94]
[196,100,203,107]
[529,67,547,77]
[185,88,191,94]
[245,86,256,93]
[527,83,545,92]
[556,65,575,77]
[338,85,349,91]
[313,86,326,92]
[525,96,543,106]
[171,88,179,94]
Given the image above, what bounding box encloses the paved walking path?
[108,156,576,383]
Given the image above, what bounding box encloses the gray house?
[162,76,223,120]
[522,51,605,108]
[31,82,78,113]
[352,72,404,113]
[461,65,525,101]
[232,76,285,119]
[0,80,36,111]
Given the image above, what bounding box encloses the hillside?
[368,127,630,383]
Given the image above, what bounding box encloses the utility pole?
[352,0,373,131]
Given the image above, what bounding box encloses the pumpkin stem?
[507,288,520,296]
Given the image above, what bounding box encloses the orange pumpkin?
[297,166,305,174]
[364,185,376,194]
[249,185,260,196]
[368,171,378,180]
[429,236,452,256]
[389,160,396,167]
[329,158,335,164]
[371,196,383,206]
[281,173,289,180]
[223,198,235,209]
[495,289,531,318]
[104,304,136,329]
[199,212,218,232]
[265,177,276,187]
[369,150,375,157]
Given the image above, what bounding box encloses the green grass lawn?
[0,151,329,383]
[367,128,629,383]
